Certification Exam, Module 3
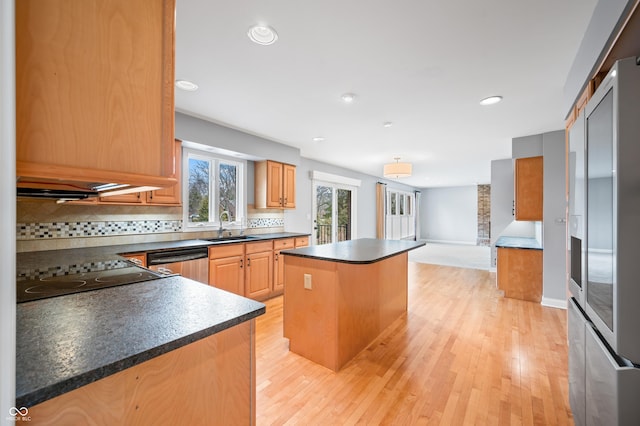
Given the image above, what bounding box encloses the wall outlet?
[304,274,312,290]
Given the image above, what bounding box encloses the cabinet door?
[514,156,543,221]
[273,238,295,294]
[16,0,176,188]
[496,247,542,302]
[245,251,273,299]
[283,164,296,208]
[147,140,182,205]
[266,161,284,208]
[209,256,244,295]
[295,236,309,247]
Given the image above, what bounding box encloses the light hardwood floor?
[256,262,572,425]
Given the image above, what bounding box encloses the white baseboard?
[424,239,477,246]
[541,297,567,310]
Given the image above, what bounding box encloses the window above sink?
[182,144,247,233]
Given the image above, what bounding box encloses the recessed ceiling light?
[247,25,278,45]
[312,137,325,142]
[479,96,503,106]
[175,80,199,91]
[341,93,356,103]
[383,122,393,128]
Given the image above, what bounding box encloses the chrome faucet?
[218,210,230,237]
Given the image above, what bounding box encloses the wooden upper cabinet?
[266,161,284,208]
[15,0,176,189]
[283,164,296,208]
[146,140,182,205]
[514,156,543,221]
[255,160,296,209]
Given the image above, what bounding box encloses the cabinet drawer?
[273,238,295,250]
[295,236,309,247]
[245,240,273,254]
[209,243,245,259]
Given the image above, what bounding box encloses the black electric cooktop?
[16,266,162,303]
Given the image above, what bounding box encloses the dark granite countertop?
[17,232,310,280]
[495,236,543,250]
[281,238,425,264]
[16,276,265,407]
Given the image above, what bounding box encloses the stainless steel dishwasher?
[146,247,209,284]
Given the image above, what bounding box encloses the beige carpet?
[408,242,491,270]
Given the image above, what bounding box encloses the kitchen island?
[281,238,424,371]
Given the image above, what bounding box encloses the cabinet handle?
[240,259,243,269]
[275,253,279,261]
[247,258,250,267]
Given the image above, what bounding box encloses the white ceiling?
[175,0,597,188]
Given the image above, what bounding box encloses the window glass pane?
[219,162,237,221]
[337,189,352,242]
[316,185,333,245]
[407,196,412,215]
[390,193,397,215]
[399,194,405,215]
[188,158,210,223]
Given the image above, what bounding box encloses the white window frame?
[310,171,360,245]
[182,146,246,232]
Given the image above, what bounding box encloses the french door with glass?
[312,181,356,245]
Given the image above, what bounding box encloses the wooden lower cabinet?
[209,244,245,296]
[245,241,273,300]
[27,320,256,426]
[121,253,146,267]
[273,238,295,294]
[209,237,309,300]
[497,247,543,302]
[294,236,309,248]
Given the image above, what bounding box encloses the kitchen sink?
[206,235,257,243]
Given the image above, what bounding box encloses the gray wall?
[563,0,636,116]
[285,157,415,237]
[543,130,569,302]
[176,111,417,239]
[420,186,477,244]
[512,134,543,158]
[176,112,300,165]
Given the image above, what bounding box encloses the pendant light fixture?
[383,157,412,179]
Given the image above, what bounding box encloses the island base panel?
[284,253,408,371]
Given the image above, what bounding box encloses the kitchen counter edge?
[16,277,265,408]
[280,238,425,264]
[495,236,543,250]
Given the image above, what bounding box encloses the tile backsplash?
[17,200,285,252]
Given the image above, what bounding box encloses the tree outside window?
[183,148,244,230]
